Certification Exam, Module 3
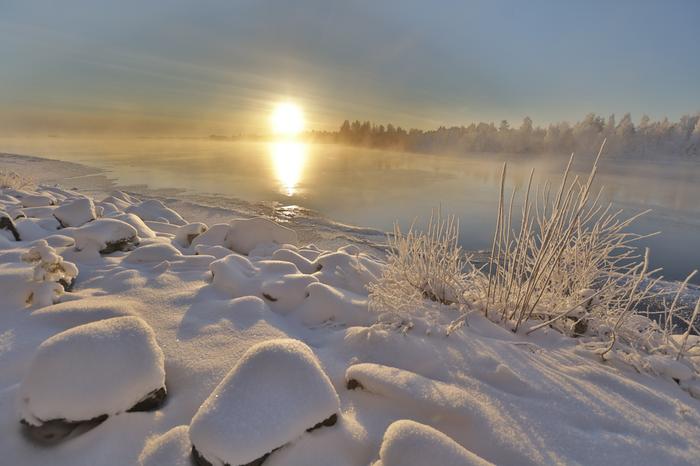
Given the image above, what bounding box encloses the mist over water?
[2,137,699,282]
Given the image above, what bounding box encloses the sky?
[1,0,699,136]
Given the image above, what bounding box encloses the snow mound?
[14,218,54,241]
[20,193,55,208]
[17,205,57,219]
[139,425,192,466]
[189,338,340,466]
[0,266,35,308]
[19,316,166,426]
[125,243,182,264]
[127,199,186,225]
[0,210,21,240]
[294,282,373,326]
[272,248,319,274]
[374,420,492,466]
[226,217,297,255]
[44,234,75,248]
[110,213,157,239]
[53,197,96,228]
[210,255,317,311]
[70,218,139,254]
[345,363,478,419]
[313,251,383,294]
[175,222,208,247]
[190,223,230,248]
[194,244,232,259]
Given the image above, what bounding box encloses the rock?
[0,211,21,240]
[53,198,96,228]
[20,193,55,208]
[70,218,139,254]
[21,414,108,445]
[175,222,208,247]
[127,386,167,412]
[126,199,187,225]
[189,339,340,466]
[19,316,166,440]
[374,420,493,466]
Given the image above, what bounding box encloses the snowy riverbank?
[1,154,700,465]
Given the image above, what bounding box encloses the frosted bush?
[368,141,699,382]
[368,212,475,326]
[0,169,33,190]
[22,240,78,306]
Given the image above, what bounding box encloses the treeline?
[307,113,700,157]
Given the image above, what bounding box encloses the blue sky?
[1,0,698,135]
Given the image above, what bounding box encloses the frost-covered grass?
[370,142,700,381]
[0,169,33,190]
[368,212,471,315]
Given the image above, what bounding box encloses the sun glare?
[271,102,304,136]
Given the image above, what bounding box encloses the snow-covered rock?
[189,338,340,466]
[312,251,382,294]
[53,197,96,228]
[272,248,319,274]
[111,213,157,239]
[139,425,192,466]
[0,266,34,308]
[14,218,53,241]
[125,243,182,264]
[70,218,139,254]
[96,201,121,216]
[190,223,230,248]
[20,193,55,208]
[43,234,76,248]
[294,282,372,326]
[0,210,20,240]
[17,205,56,219]
[194,244,232,259]
[127,199,186,226]
[210,255,317,311]
[226,217,298,255]
[174,222,208,247]
[101,195,132,211]
[373,420,493,466]
[19,316,166,430]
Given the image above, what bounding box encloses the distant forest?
[307,113,700,157]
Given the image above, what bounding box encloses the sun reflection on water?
[269,141,308,196]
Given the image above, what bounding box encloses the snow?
[210,254,318,311]
[109,213,157,239]
[194,244,233,259]
[190,223,230,248]
[373,420,492,466]
[0,170,699,466]
[174,222,207,247]
[52,197,96,228]
[19,316,165,425]
[226,217,298,255]
[19,193,55,208]
[124,243,182,264]
[139,425,192,466]
[67,218,139,254]
[188,338,340,466]
[127,199,187,226]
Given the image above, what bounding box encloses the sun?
[270,102,304,137]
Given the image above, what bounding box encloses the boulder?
[19,316,166,443]
[53,197,96,228]
[189,339,339,466]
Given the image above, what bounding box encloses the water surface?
[2,137,699,282]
